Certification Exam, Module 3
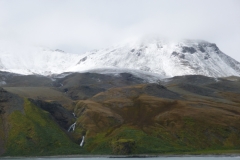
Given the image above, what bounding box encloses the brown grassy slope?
[2,74,240,154]
[72,83,240,153]
[0,116,5,155]
[74,100,123,137]
[3,87,73,110]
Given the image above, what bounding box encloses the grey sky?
[0,0,240,61]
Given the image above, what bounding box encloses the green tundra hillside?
[0,72,240,156]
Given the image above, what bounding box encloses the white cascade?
[68,122,76,132]
[73,113,76,118]
[80,136,85,147]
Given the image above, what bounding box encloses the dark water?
[2,157,240,160]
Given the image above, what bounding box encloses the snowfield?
[1,39,240,78]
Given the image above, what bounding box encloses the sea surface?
[1,156,240,160]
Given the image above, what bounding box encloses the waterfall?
[80,136,85,147]
[68,122,76,132]
[73,113,76,118]
[68,112,77,132]
[68,113,84,147]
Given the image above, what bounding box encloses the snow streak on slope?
[68,39,240,77]
[0,39,240,78]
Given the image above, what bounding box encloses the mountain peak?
[0,38,240,78]
[69,39,240,78]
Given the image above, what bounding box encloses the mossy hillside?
[84,126,193,154]
[0,116,5,155]
[112,139,136,154]
[79,95,240,154]
[155,116,240,150]
[4,98,86,156]
[84,116,240,155]
[0,116,4,142]
[3,83,239,155]
[3,87,73,110]
[73,100,123,138]
[76,93,240,154]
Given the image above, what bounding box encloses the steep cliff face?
[29,99,75,130]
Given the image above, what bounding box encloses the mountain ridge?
[0,39,240,78]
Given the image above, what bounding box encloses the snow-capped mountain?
[69,38,240,77]
[0,43,81,75]
[0,38,240,78]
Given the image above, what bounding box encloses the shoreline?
[1,153,240,159]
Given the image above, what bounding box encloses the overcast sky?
[0,0,240,61]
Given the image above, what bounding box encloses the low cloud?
[0,0,240,60]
